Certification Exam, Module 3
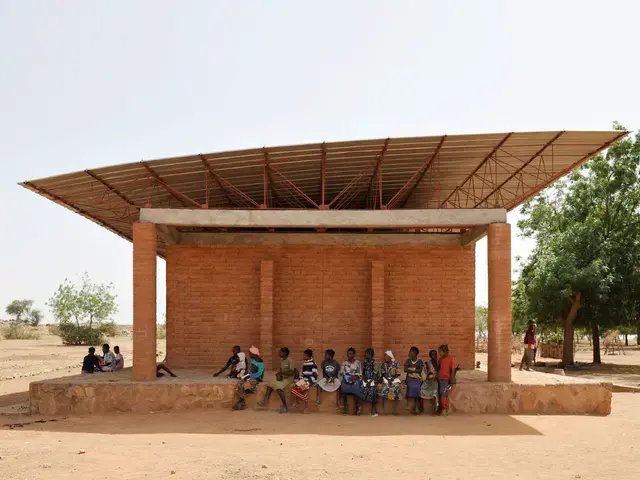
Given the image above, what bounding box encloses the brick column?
[133,222,157,381]
[487,223,512,382]
[260,260,274,369]
[371,260,385,356]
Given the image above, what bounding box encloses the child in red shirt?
[437,344,456,416]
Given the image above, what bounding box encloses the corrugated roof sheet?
[21,130,628,256]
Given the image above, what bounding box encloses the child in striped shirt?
[291,349,319,413]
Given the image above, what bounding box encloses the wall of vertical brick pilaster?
[371,260,385,357]
[260,260,274,369]
[132,223,157,381]
[166,244,475,369]
[487,223,512,382]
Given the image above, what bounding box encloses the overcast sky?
[1,1,638,324]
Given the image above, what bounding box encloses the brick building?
[22,131,627,384]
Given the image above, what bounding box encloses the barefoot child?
[291,349,318,413]
[437,344,456,416]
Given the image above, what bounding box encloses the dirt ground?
[0,394,637,480]
[1,335,640,479]
[0,334,165,413]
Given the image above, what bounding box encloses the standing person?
[404,346,423,415]
[378,351,402,414]
[340,347,362,415]
[316,349,341,406]
[214,345,242,377]
[437,344,456,416]
[258,347,295,413]
[81,347,102,374]
[101,344,117,372]
[420,349,439,414]
[291,349,318,413]
[360,348,379,416]
[232,346,264,410]
[113,346,124,371]
[520,322,536,371]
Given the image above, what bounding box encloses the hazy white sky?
[1,1,638,324]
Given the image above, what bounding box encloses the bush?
[2,323,41,340]
[157,324,166,339]
[100,321,120,338]
[57,323,105,346]
[47,324,60,336]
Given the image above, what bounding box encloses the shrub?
[2,323,41,340]
[47,324,60,336]
[157,324,166,339]
[100,321,120,338]
[57,323,105,346]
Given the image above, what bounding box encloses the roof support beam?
[141,161,200,208]
[199,154,240,207]
[268,164,319,208]
[140,207,506,229]
[387,135,446,209]
[440,132,513,208]
[179,232,461,247]
[157,224,181,245]
[461,225,488,246]
[262,149,286,208]
[85,170,139,208]
[320,143,327,207]
[473,131,565,208]
[505,130,629,210]
[366,138,390,209]
[20,182,133,243]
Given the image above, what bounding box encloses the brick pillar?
[371,260,385,356]
[133,222,157,381]
[260,260,274,369]
[487,223,512,382]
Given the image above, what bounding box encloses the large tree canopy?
[513,125,640,365]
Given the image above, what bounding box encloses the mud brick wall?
[166,245,475,370]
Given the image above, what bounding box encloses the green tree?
[47,273,118,345]
[475,305,488,350]
[5,299,43,326]
[515,125,640,365]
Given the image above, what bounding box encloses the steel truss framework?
[21,130,628,253]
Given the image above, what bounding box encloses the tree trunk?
[562,292,582,366]
[624,334,629,346]
[591,321,601,364]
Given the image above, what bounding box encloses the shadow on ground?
[2,410,542,436]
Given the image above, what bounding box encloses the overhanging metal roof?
[20,130,627,256]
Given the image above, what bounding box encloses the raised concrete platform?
[29,368,612,416]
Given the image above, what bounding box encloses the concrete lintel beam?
[177,232,461,247]
[140,208,506,229]
[461,225,488,246]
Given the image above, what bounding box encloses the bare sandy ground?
[1,335,639,479]
[0,334,165,413]
[0,394,638,480]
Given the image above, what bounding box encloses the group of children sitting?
[81,344,124,373]
[225,344,457,416]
